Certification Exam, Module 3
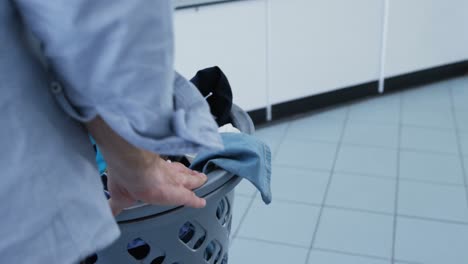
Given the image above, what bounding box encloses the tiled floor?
[229,76,468,264]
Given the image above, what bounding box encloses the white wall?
[174,0,267,111]
[268,0,383,104]
[174,0,468,114]
[385,0,468,77]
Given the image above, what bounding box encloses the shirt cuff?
[49,77,223,156]
[49,81,97,122]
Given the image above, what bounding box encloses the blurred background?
[173,1,468,264]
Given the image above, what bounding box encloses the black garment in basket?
[190,66,233,126]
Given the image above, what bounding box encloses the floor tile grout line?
[274,137,462,156]
[400,147,459,156]
[448,85,468,212]
[314,247,424,264]
[231,191,258,240]
[397,213,468,226]
[272,163,466,188]
[304,106,351,264]
[234,234,424,264]
[262,199,323,208]
[399,177,465,188]
[399,123,457,132]
[386,147,459,156]
[391,92,403,264]
[235,236,421,263]
[270,121,293,161]
[324,113,458,132]
[313,247,391,262]
[324,204,393,217]
[235,236,309,249]
[237,236,309,250]
[393,260,424,264]
[232,122,293,240]
[234,195,468,226]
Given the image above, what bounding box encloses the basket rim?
[115,104,254,222]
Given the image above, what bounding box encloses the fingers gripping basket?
[93,104,255,264]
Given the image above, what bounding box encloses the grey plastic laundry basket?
[93,104,254,264]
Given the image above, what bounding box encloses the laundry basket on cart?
[92,104,255,264]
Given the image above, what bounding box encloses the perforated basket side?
[95,178,238,264]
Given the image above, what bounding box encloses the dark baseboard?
[385,60,468,93]
[175,0,246,10]
[249,60,468,126]
[247,108,267,126]
[271,81,379,121]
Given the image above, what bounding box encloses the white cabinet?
[268,0,384,104]
[385,0,468,77]
[174,0,468,114]
[174,0,268,111]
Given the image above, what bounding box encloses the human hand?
[107,158,208,216]
[86,116,208,216]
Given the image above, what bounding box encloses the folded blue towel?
[190,133,272,204]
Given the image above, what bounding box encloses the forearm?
[85,116,160,174]
[85,115,208,212]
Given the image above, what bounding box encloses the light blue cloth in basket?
[90,137,107,174]
[190,133,272,204]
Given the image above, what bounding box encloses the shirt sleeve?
[13,0,223,155]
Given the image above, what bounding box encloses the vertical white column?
[265,0,272,121]
[378,0,390,93]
